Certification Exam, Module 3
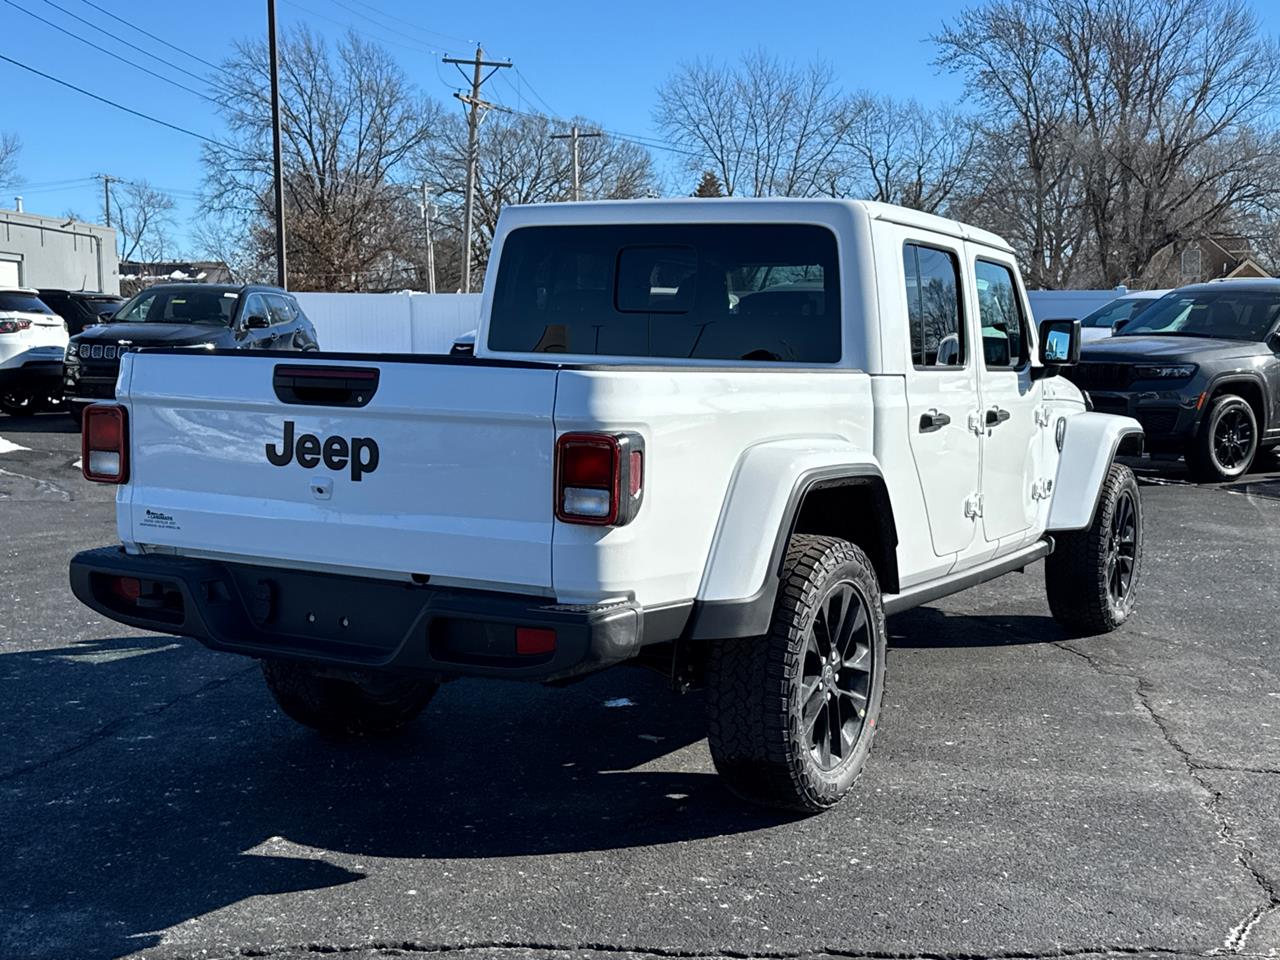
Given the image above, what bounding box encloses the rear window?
[0,292,55,314]
[488,224,841,362]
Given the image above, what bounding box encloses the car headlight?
[1134,363,1196,380]
[65,343,78,362]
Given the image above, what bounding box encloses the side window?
[265,294,295,325]
[241,293,268,324]
[974,260,1028,369]
[903,242,965,368]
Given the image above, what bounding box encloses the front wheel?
[0,390,36,417]
[1045,462,1142,634]
[706,534,887,813]
[261,659,438,737]
[1188,394,1257,482]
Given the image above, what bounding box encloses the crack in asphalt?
[0,663,258,783]
[200,940,1214,960]
[1045,639,1280,956]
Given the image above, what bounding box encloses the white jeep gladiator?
[70,199,1144,812]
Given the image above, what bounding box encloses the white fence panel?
[294,292,481,354]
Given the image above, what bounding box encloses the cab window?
[902,243,965,368]
[265,294,296,325]
[974,260,1028,369]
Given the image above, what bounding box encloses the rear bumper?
[0,360,63,389]
[69,547,676,682]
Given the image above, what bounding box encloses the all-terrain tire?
[1187,394,1258,482]
[1045,462,1142,634]
[705,534,887,813]
[261,659,438,737]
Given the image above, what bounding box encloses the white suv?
[0,287,67,415]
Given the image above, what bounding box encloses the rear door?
[900,236,982,559]
[121,352,559,592]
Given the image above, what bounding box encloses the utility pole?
[550,126,602,201]
[267,0,288,289]
[94,174,115,227]
[442,46,510,292]
[421,183,437,295]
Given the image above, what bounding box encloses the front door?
[902,239,982,559]
[970,253,1044,547]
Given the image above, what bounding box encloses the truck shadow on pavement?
[0,634,793,960]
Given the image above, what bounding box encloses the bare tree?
[202,27,439,291]
[111,180,177,263]
[654,51,847,197]
[0,133,18,188]
[414,111,655,289]
[839,95,978,213]
[937,0,1280,287]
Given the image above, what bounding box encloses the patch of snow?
[0,436,30,454]
[602,697,635,708]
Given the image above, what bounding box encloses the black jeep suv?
[1068,279,1280,481]
[37,289,125,336]
[63,283,319,424]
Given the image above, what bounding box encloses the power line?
[281,0,454,59]
[34,0,216,88]
[0,52,235,150]
[4,0,216,103]
[333,0,478,50]
[71,0,225,71]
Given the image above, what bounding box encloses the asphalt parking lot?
[1,413,1278,960]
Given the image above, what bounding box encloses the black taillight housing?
[82,404,129,483]
[554,431,644,526]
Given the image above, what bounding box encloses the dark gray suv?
[1068,279,1280,481]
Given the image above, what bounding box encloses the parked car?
[63,283,319,423]
[37,289,125,336]
[1079,289,1169,343]
[1068,278,1280,481]
[69,199,1143,814]
[0,287,68,415]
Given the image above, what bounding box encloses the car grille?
[1090,395,1129,417]
[1065,362,1134,390]
[79,343,132,361]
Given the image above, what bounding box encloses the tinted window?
[0,292,56,314]
[265,294,296,325]
[488,224,840,362]
[1080,297,1152,329]
[1116,290,1280,341]
[903,243,964,367]
[114,288,237,325]
[88,298,123,316]
[975,260,1028,368]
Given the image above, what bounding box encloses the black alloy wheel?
[1105,489,1138,606]
[1212,404,1255,474]
[800,579,874,771]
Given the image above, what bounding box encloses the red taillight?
[109,576,142,603]
[82,404,129,483]
[555,432,645,526]
[515,627,556,656]
[0,319,31,334]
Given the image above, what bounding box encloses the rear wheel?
[706,534,886,813]
[1046,462,1142,634]
[0,390,36,417]
[261,659,438,737]
[1188,394,1257,482]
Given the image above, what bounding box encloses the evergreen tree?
[692,170,725,198]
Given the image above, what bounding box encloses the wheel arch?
[1203,375,1267,433]
[685,441,897,641]
[1047,411,1144,532]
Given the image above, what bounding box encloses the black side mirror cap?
[1033,318,1080,379]
[245,314,270,330]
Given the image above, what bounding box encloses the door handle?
[985,406,1011,427]
[919,409,952,433]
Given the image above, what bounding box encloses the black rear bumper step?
[69,547,675,682]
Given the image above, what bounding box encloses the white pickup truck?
[70,199,1144,812]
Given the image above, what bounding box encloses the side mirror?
[1029,317,1080,378]
[244,314,270,330]
[1037,318,1080,374]
[99,311,115,322]
[449,331,477,357]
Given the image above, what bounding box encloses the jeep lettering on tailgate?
[265,420,379,481]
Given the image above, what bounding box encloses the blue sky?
[3,0,1278,257]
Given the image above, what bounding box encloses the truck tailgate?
[119,353,557,592]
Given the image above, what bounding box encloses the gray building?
[0,201,119,294]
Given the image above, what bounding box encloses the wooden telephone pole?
[442,46,511,292]
[550,126,602,201]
